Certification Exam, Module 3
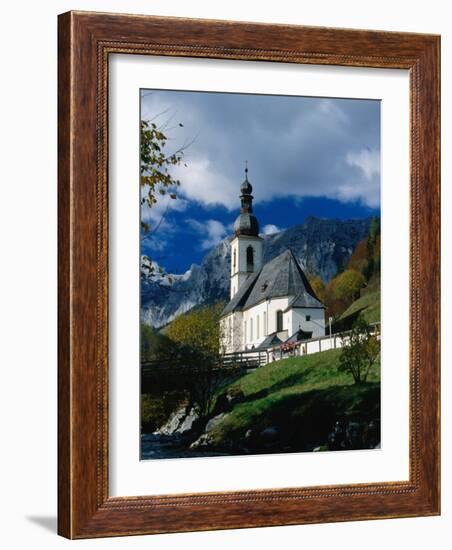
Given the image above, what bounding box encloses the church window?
[233,249,236,270]
[244,321,247,343]
[276,310,283,332]
[246,246,254,272]
[263,311,267,336]
[257,314,260,339]
[250,318,253,341]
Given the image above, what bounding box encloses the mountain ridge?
[141,216,375,328]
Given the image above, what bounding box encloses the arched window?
[276,310,283,332]
[256,314,260,339]
[244,321,247,344]
[246,246,254,272]
[250,318,253,341]
[233,248,236,270]
[263,311,267,336]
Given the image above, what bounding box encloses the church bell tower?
[230,165,263,299]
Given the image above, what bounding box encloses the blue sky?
[140,90,380,274]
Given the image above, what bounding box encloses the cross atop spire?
[234,163,259,236]
[240,162,253,204]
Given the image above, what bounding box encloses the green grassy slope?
[207,349,380,452]
[339,289,381,325]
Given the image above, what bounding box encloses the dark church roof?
[284,328,313,343]
[233,212,259,236]
[221,249,325,317]
[255,332,283,350]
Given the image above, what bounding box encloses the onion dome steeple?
[240,164,253,197]
[233,163,260,237]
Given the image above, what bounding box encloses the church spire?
[234,163,259,236]
[240,162,254,214]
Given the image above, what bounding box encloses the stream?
[140,433,231,460]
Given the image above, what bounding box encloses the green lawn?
[207,349,380,452]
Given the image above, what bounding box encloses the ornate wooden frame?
[58,11,440,539]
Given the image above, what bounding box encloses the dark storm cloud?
[141,90,380,210]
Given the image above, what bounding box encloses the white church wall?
[290,307,326,338]
[222,303,325,353]
[266,297,290,335]
[219,315,229,353]
[232,311,244,352]
[242,300,268,349]
[242,297,290,349]
[234,235,263,274]
[220,311,244,354]
[230,235,263,298]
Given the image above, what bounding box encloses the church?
[220,168,326,354]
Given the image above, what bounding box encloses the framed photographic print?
[58,11,440,538]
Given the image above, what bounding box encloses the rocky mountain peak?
[141,216,374,328]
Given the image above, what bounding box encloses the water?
[140,433,231,460]
[140,433,345,459]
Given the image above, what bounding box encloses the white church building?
[220,168,326,354]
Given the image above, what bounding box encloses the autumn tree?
[324,269,366,318]
[334,269,366,303]
[348,218,381,281]
[367,216,379,254]
[338,315,380,384]
[320,219,381,320]
[363,216,380,280]
[140,117,187,282]
[345,218,381,283]
[165,302,227,418]
[347,238,368,274]
[140,324,181,363]
[140,119,185,214]
[308,275,326,303]
[166,303,225,358]
[140,323,154,362]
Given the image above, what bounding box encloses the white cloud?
[187,218,228,250]
[346,148,380,180]
[317,98,350,125]
[172,158,237,209]
[141,90,381,211]
[337,148,381,208]
[262,224,281,235]
[140,194,189,256]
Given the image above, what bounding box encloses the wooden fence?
[141,323,381,379]
[223,322,381,367]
